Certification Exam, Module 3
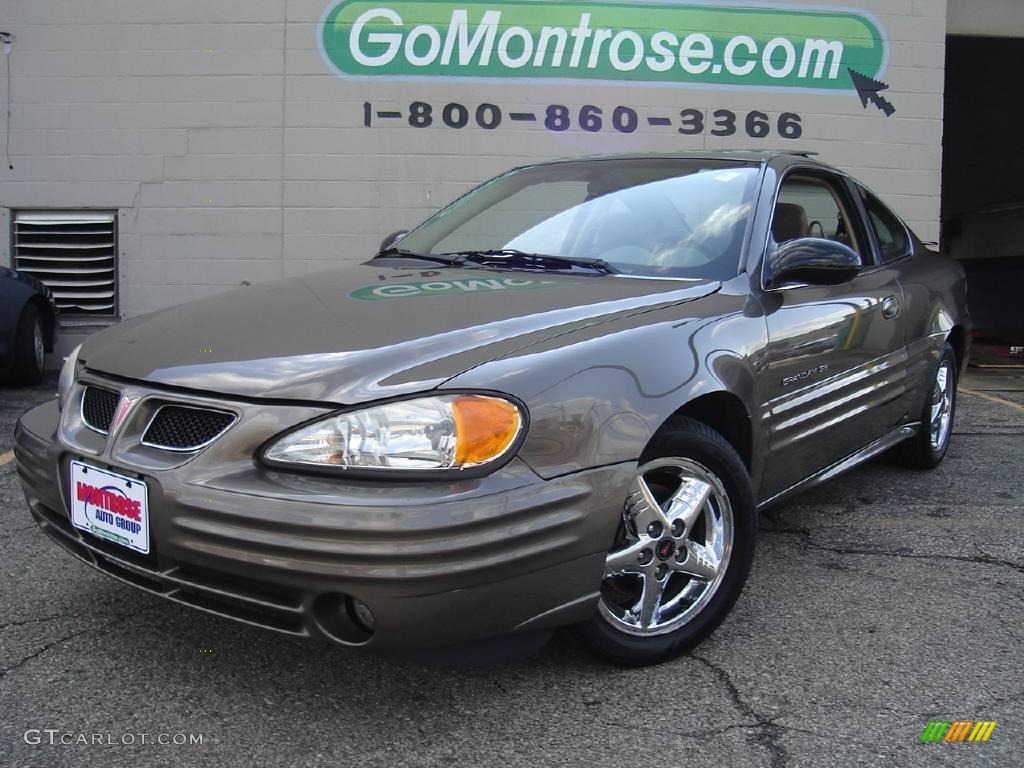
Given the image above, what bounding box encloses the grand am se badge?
[782,365,830,387]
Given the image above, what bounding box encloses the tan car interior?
[772,203,810,243]
[771,176,863,255]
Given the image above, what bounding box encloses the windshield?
[396,158,761,280]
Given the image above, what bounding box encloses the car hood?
[82,261,719,404]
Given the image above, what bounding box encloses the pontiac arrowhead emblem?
[111,393,141,434]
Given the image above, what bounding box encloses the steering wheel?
[808,221,826,238]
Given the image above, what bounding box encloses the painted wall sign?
[319,0,888,95]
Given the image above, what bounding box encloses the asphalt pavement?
[1,370,1021,768]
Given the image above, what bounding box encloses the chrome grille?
[142,406,235,451]
[81,386,119,433]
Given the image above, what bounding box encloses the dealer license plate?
[69,461,150,554]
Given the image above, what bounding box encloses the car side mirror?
[379,230,409,252]
[766,237,862,288]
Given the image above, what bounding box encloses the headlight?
[57,344,82,410]
[263,394,525,474]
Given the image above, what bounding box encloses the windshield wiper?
[373,247,460,266]
[438,249,617,275]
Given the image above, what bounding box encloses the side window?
[860,189,910,262]
[772,175,864,257]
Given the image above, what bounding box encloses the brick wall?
[0,0,948,319]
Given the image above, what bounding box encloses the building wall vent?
[12,210,118,316]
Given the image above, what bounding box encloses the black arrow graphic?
[848,68,896,117]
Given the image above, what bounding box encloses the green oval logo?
[319,1,887,91]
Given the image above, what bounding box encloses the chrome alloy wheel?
[599,458,734,637]
[929,359,954,450]
[32,320,45,372]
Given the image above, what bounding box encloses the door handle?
[882,296,900,319]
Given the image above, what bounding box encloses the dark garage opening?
[942,35,1024,366]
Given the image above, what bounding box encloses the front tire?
[893,342,957,469]
[576,417,755,666]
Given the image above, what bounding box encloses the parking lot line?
[960,387,1024,413]
[0,450,14,466]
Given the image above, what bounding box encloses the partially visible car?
[1,266,57,384]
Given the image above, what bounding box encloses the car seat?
[772,203,809,243]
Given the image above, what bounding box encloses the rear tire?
[12,304,46,385]
[893,343,957,470]
[576,417,755,666]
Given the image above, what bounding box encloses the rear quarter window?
[860,188,911,262]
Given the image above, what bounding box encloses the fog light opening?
[311,592,375,646]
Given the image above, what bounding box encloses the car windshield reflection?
[397,158,761,281]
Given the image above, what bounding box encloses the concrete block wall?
[1,0,948,325]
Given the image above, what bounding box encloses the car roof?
[519,150,832,172]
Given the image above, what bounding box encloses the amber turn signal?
[452,395,523,466]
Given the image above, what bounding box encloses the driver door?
[759,170,909,499]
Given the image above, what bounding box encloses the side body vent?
[13,211,118,316]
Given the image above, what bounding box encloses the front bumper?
[15,384,633,651]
